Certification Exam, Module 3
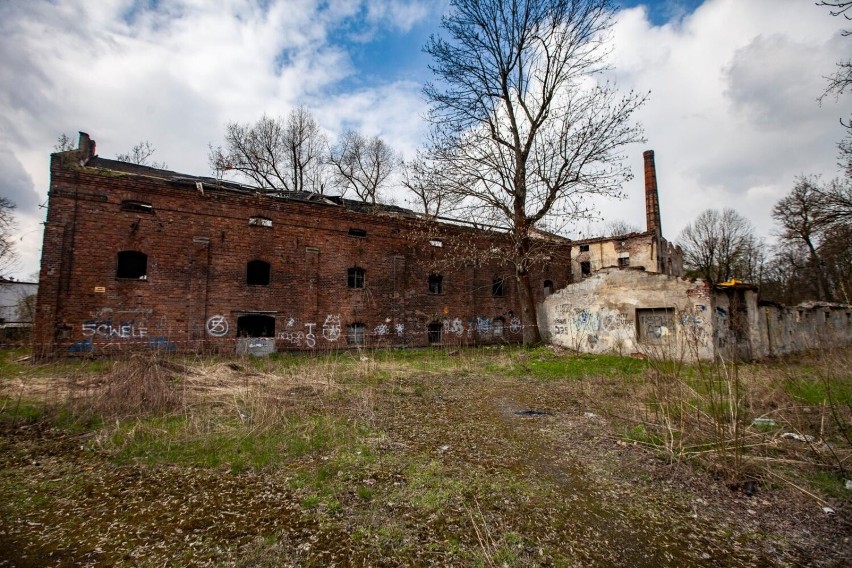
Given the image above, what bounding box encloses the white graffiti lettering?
[82,321,147,339]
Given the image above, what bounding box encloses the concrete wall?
[541,268,852,361]
[539,268,715,360]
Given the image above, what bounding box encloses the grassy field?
[0,346,850,566]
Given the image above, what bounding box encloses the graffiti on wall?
[206,315,229,337]
[82,320,148,339]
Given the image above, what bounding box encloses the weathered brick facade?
[33,134,571,356]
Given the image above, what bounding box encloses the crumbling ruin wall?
[541,269,852,361]
[755,302,852,358]
[539,268,715,360]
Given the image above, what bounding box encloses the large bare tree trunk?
[517,268,541,346]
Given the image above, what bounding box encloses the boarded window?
[429,273,443,294]
[348,228,367,238]
[348,267,365,289]
[428,321,443,344]
[579,244,590,252]
[543,279,554,296]
[237,314,275,337]
[116,251,148,279]
[492,277,505,297]
[121,200,153,214]
[492,318,504,337]
[249,216,272,227]
[347,323,366,345]
[247,260,271,285]
[636,308,675,344]
[580,261,591,277]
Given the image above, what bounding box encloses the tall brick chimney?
[643,150,661,235]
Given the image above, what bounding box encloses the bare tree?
[210,107,328,194]
[116,140,168,169]
[53,133,75,153]
[0,197,18,277]
[677,208,756,285]
[328,130,398,204]
[817,1,852,177]
[771,175,852,301]
[422,0,645,344]
[605,219,641,236]
[401,153,462,218]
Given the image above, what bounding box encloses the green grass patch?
[505,350,648,381]
[109,414,364,472]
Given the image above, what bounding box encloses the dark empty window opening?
[237,314,275,338]
[347,323,366,345]
[492,277,505,297]
[348,267,365,289]
[580,261,591,277]
[121,200,153,214]
[429,273,443,294]
[348,228,367,238]
[246,260,271,286]
[579,244,590,252]
[249,216,272,227]
[116,251,148,279]
[543,279,554,296]
[618,256,630,268]
[428,322,443,344]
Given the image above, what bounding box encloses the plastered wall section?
[539,268,715,360]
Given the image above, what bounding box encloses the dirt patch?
[0,353,849,566]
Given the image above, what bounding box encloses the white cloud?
[591,0,848,243]
[0,0,847,279]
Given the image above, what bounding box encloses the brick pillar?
[643,150,661,235]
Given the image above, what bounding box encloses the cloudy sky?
[0,0,848,280]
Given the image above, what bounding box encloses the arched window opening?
[237,314,275,338]
[543,279,554,296]
[116,251,148,279]
[247,260,271,286]
[428,273,443,295]
[348,267,365,289]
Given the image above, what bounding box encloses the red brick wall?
[33,158,572,355]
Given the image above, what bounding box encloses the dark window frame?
[347,322,366,345]
[120,200,154,214]
[116,250,148,280]
[348,228,367,238]
[428,273,444,295]
[246,259,271,286]
[348,266,366,289]
[579,244,590,252]
[492,276,505,297]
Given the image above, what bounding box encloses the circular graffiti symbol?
[206,315,229,337]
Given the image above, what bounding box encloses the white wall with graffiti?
[539,268,716,360]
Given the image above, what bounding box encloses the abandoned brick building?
[32,134,681,356]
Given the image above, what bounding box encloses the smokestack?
[643,150,661,235]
